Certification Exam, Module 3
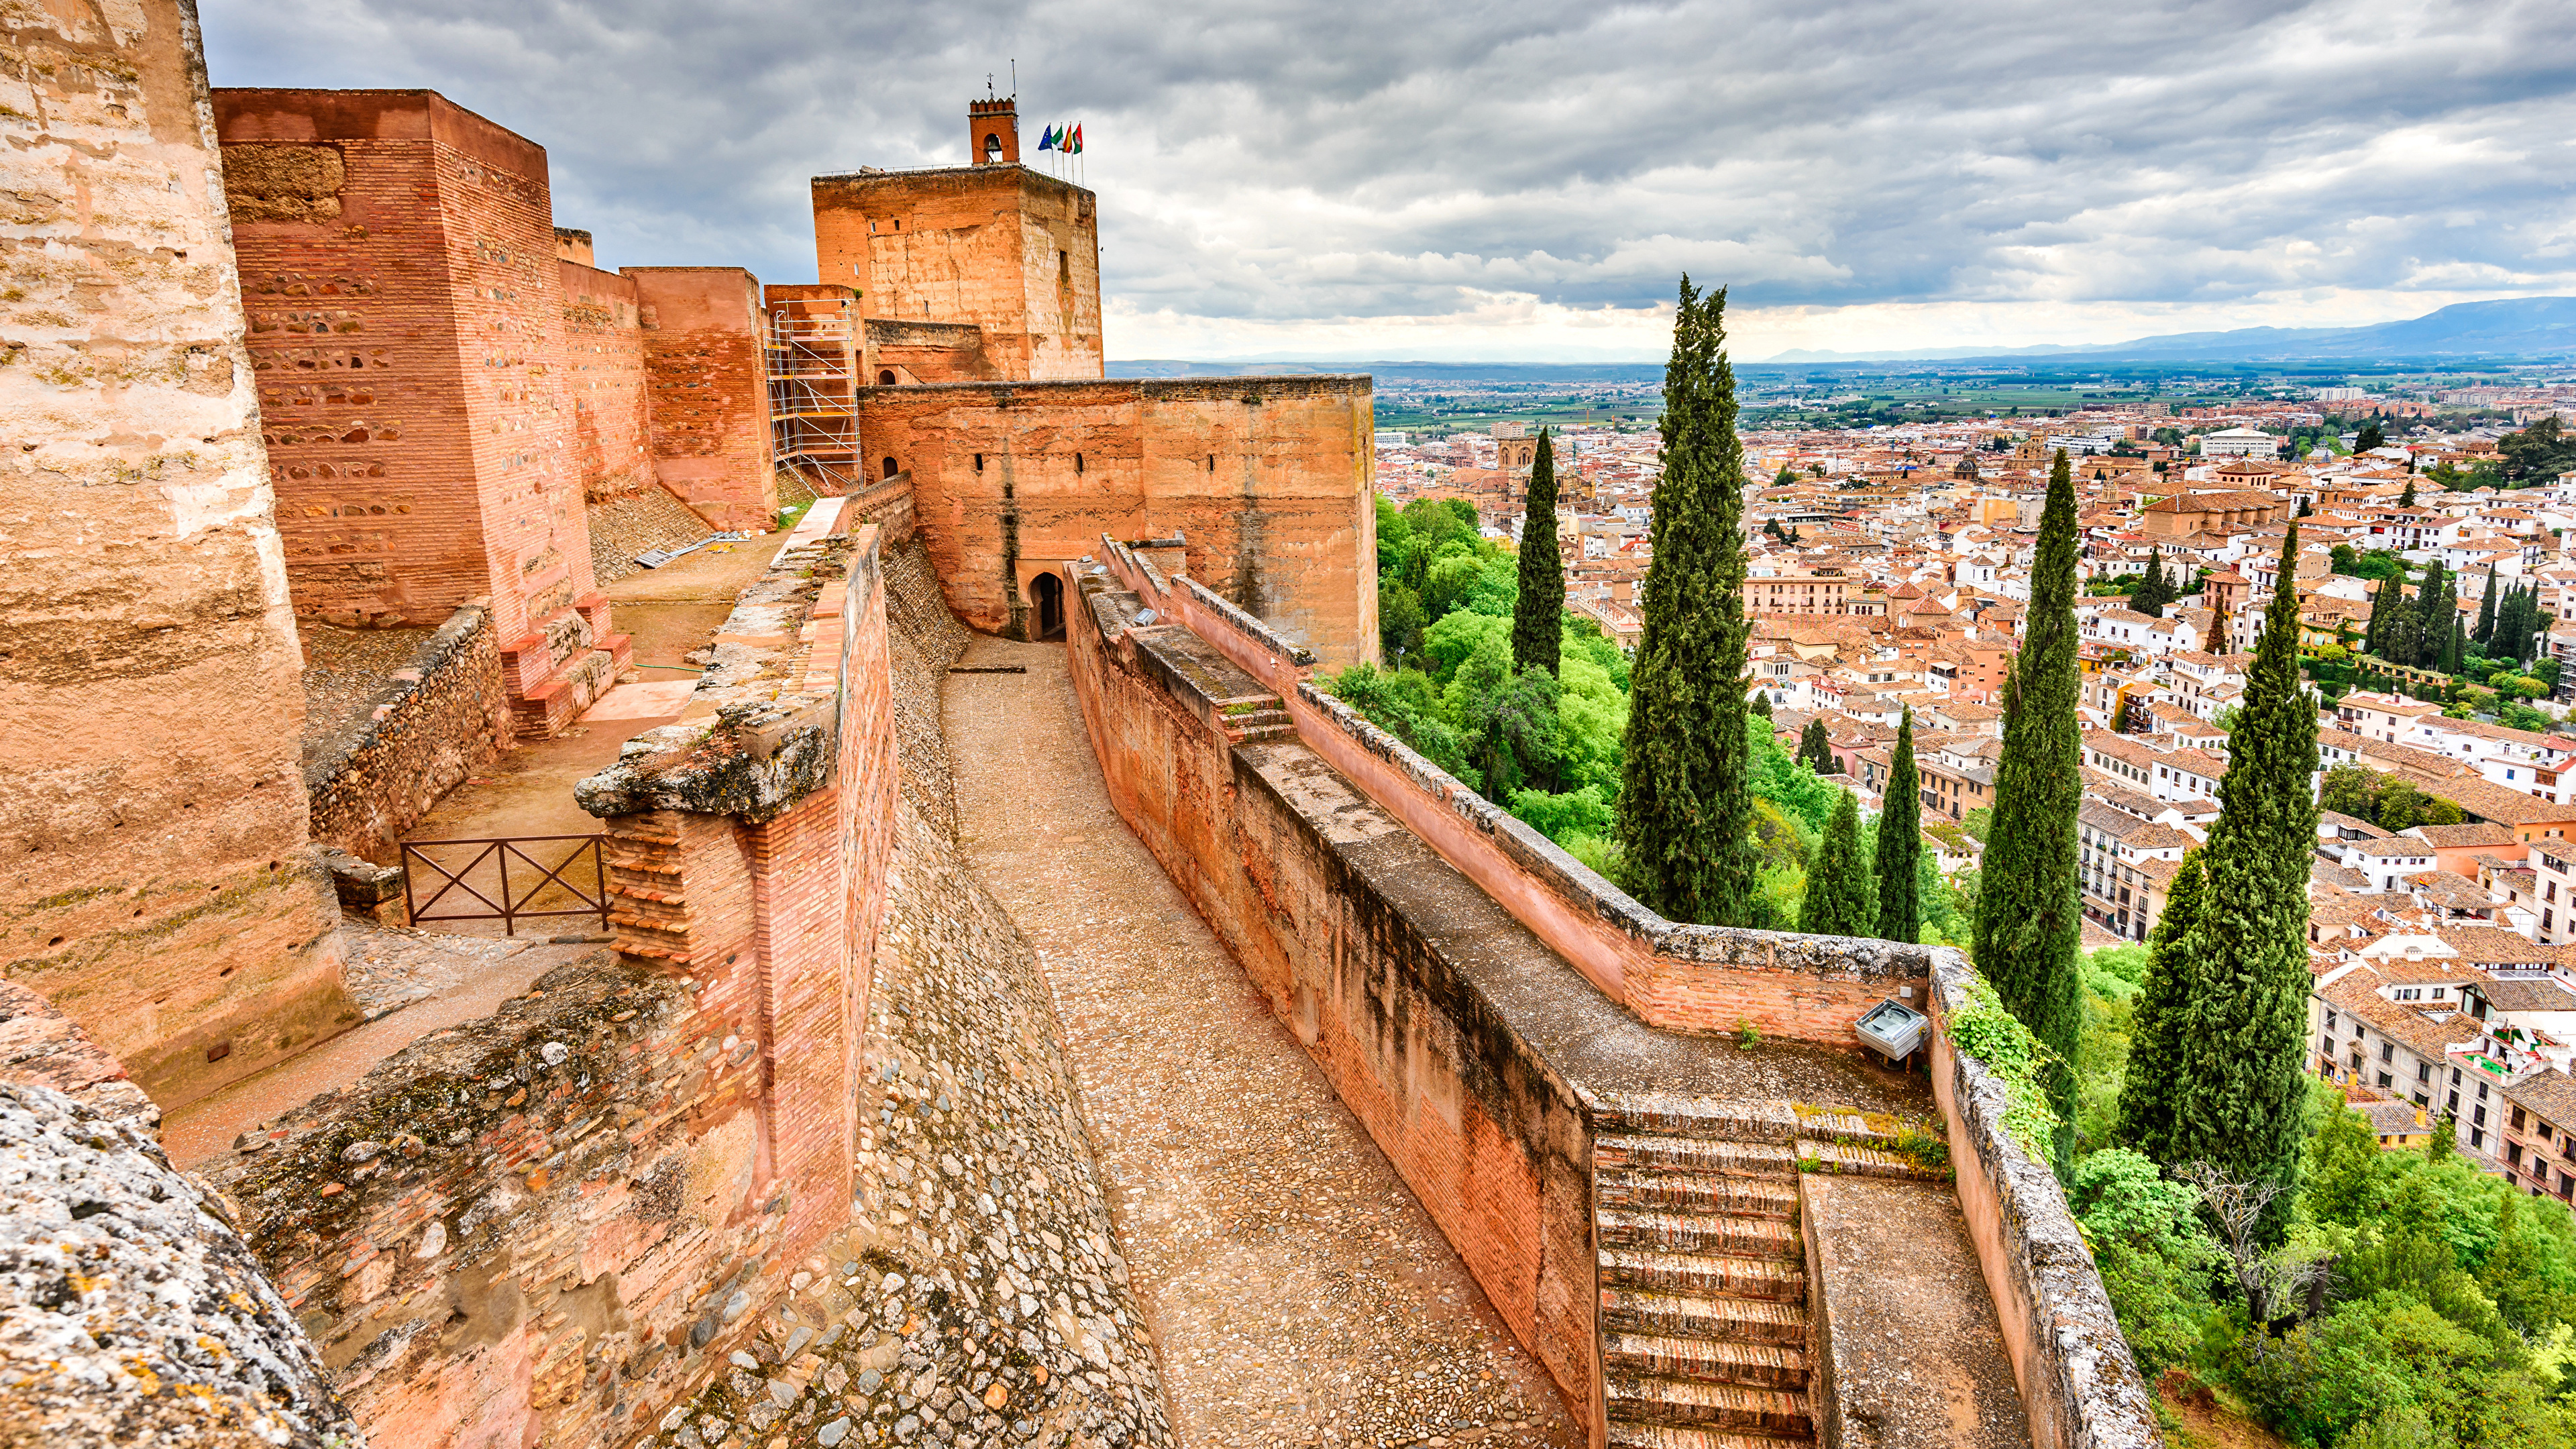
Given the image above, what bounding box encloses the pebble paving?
[945,636,1584,1449]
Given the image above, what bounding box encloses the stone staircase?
[1595,1097,1947,1449]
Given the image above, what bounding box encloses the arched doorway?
[1030,571,1065,641]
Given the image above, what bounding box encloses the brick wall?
[812,166,1100,382]
[633,267,778,531]
[860,376,1379,665]
[0,2,353,1112]
[864,318,998,384]
[304,602,513,862]
[217,89,627,739]
[562,259,654,502]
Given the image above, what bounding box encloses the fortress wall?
[1092,539,1930,1043]
[0,0,354,1110]
[562,259,655,502]
[1063,570,1601,1430]
[860,376,1379,665]
[303,600,513,863]
[631,267,777,531]
[217,89,590,645]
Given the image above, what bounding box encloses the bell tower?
[970,95,1019,165]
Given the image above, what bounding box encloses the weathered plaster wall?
[861,377,1379,665]
[631,267,777,532]
[812,167,1100,382]
[863,319,997,385]
[0,0,354,1111]
[562,259,653,502]
[304,602,513,863]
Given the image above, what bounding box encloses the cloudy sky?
[199,0,2576,362]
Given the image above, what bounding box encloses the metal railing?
[399,834,609,936]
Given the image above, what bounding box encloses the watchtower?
[970,95,1019,165]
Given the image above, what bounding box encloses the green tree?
[1618,278,1766,926]
[1446,634,1562,800]
[1976,448,2087,1174]
[2500,415,2576,483]
[1511,429,1564,678]
[1798,787,1878,937]
[2477,568,2499,647]
[1773,465,1798,486]
[2357,420,2386,453]
[2401,478,2418,507]
[2163,526,2321,1242]
[2132,546,2170,618]
[2116,850,2204,1159]
[1797,717,1835,773]
[1875,708,1923,944]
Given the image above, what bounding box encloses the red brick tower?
[215,89,628,737]
[970,96,1020,166]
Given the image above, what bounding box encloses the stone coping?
[1927,953,2160,1449]
[576,498,875,824]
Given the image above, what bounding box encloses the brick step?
[1600,1208,1800,1260]
[1606,1375,1813,1436]
[1599,1168,1799,1220]
[1600,1288,1809,1346]
[1605,1332,1810,1390]
[1600,1248,1805,1301]
[1794,1138,1950,1183]
[1595,1134,1798,1179]
[1599,1095,1798,1144]
[1607,1421,1814,1449]
[1792,1106,1945,1152]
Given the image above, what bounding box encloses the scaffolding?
[765,308,861,496]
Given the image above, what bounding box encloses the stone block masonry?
[861,376,1380,665]
[0,0,356,1111]
[215,87,631,738]
[812,166,1102,383]
[304,601,515,862]
[633,267,779,532]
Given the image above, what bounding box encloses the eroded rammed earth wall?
[0,0,356,1110]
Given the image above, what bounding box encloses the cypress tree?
[1974,448,2086,1174]
[2116,849,2207,1161]
[2163,525,2321,1242]
[1512,429,1564,677]
[1799,788,1878,937]
[2477,569,2498,647]
[2364,572,2395,657]
[1619,278,1766,926]
[1875,708,1922,944]
[2133,546,2167,618]
[2401,478,2417,507]
[1799,718,1833,773]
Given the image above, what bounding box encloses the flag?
[1069,123,1083,154]
[1036,125,1055,152]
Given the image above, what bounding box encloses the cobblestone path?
[947,637,1585,1449]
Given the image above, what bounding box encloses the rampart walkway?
[946,637,1585,1448]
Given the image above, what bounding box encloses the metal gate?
[398,835,610,936]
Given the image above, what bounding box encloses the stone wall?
[305,602,514,863]
[1927,955,2160,1449]
[0,0,354,1111]
[860,377,1379,665]
[632,267,778,533]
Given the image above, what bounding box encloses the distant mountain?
[1760,297,2576,364]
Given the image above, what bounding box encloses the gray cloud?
[199,0,2576,353]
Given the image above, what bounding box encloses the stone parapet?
[304,601,512,862]
[1928,955,2161,1449]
